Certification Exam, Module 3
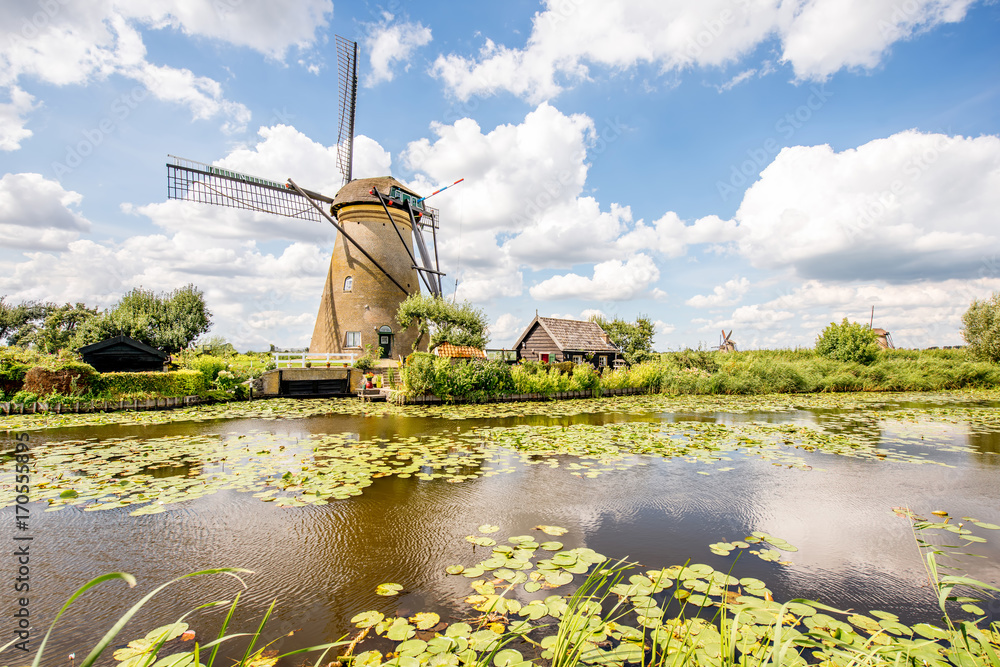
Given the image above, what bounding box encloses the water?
[2,392,999,665]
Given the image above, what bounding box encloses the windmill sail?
[166,155,332,222]
[335,35,359,186]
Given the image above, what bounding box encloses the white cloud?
[0,0,333,140]
[431,0,974,102]
[732,131,1000,283]
[530,254,660,301]
[488,313,525,347]
[364,17,433,86]
[0,173,91,250]
[686,277,750,308]
[0,87,36,151]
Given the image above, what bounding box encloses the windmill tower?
[719,329,737,352]
[165,36,444,359]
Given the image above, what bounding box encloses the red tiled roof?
[433,343,487,358]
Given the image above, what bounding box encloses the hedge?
[92,369,209,397]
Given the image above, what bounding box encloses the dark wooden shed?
[513,316,620,369]
[78,335,169,373]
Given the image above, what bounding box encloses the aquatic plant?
[0,568,344,667]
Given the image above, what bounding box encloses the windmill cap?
[332,176,423,213]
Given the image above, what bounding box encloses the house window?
[344,276,353,291]
[573,354,582,364]
[598,356,607,367]
[345,331,361,347]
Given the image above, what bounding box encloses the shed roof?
[513,316,619,353]
[332,177,422,213]
[433,343,487,359]
[78,335,168,359]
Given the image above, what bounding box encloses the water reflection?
[4,395,1000,664]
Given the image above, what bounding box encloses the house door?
[378,326,393,359]
[541,353,549,363]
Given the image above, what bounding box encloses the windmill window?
[344,276,353,291]
[345,331,361,348]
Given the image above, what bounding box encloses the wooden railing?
[273,352,357,368]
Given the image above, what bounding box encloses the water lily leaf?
[535,525,568,536]
[446,565,465,575]
[524,581,541,593]
[410,612,440,630]
[397,639,428,657]
[354,650,382,667]
[351,611,384,628]
[383,657,418,667]
[446,623,472,638]
[386,620,415,642]
[539,541,563,551]
[544,570,573,586]
[493,649,523,667]
[376,582,404,596]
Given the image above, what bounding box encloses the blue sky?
[1,0,998,351]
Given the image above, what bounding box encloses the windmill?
[165,36,446,359]
[719,329,737,353]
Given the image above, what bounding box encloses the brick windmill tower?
[166,36,444,359]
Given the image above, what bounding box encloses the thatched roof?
[433,343,487,359]
[513,316,619,353]
[332,177,423,213]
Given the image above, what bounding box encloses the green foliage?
[11,390,39,404]
[92,370,208,397]
[0,298,52,346]
[590,315,655,365]
[189,355,228,384]
[815,318,880,365]
[73,284,212,354]
[353,343,380,372]
[401,355,514,401]
[396,293,489,352]
[962,292,1000,362]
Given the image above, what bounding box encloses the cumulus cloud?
[363,15,432,86]
[0,173,91,250]
[430,0,974,102]
[530,254,660,301]
[0,87,35,151]
[686,277,750,308]
[489,313,525,346]
[0,0,333,139]
[732,131,1000,283]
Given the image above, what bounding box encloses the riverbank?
[397,348,1000,403]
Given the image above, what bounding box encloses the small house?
[512,316,620,369]
[78,335,169,373]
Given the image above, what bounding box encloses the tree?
[396,294,489,352]
[73,284,212,354]
[589,315,655,365]
[962,292,1000,362]
[815,318,879,365]
[34,303,99,353]
[0,299,54,347]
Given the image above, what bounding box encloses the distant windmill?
[165,35,447,359]
[719,329,737,353]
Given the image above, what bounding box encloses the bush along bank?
[396,348,1000,403]
[0,346,277,413]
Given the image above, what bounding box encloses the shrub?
[190,356,227,384]
[214,369,240,391]
[11,390,39,404]
[569,363,600,393]
[815,318,880,365]
[92,370,208,397]
[23,362,98,396]
[962,292,1000,362]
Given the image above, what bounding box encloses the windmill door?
[378,326,393,359]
